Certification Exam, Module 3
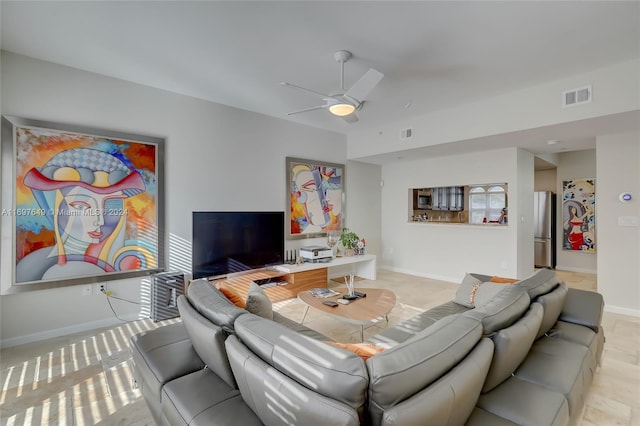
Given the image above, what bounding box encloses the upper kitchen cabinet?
[432,186,464,211]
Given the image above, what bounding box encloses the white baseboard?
[554,265,597,274]
[604,305,640,318]
[0,313,141,349]
[379,265,458,283]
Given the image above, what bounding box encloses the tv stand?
[213,254,376,303]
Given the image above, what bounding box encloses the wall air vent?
[562,85,592,108]
[400,128,413,140]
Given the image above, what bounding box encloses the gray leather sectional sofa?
[129,268,604,425]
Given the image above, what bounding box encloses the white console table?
[274,254,377,280]
[214,254,376,303]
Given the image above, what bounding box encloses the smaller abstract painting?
[286,157,344,239]
[562,178,596,253]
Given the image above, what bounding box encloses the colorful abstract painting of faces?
[14,126,158,284]
[562,178,596,252]
[289,159,343,236]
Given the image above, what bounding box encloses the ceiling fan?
[281,50,383,123]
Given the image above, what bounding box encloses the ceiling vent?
[562,85,592,108]
[400,128,413,140]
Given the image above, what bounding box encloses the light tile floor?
[1,270,638,425]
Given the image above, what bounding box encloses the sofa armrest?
[558,288,604,332]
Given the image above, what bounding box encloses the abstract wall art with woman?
[11,123,160,285]
[562,178,596,253]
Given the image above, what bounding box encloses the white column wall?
[595,133,640,315]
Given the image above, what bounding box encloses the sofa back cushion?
[366,315,484,426]
[482,302,544,392]
[186,279,246,333]
[535,282,568,339]
[463,285,530,334]
[231,314,368,414]
[176,295,236,388]
[379,338,494,426]
[516,268,560,299]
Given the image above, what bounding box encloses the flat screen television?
[192,211,284,280]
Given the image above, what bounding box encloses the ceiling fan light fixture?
[329,102,356,116]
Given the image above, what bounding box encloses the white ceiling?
[1,1,639,160]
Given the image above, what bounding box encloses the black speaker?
[151,271,185,321]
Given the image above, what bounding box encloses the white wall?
[595,132,640,316]
[344,160,382,259]
[556,150,598,273]
[380,147,529,282]
[0,52,368,346]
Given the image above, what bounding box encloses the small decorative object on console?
[343,273,359,300]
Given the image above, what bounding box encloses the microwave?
[417,190,432,209]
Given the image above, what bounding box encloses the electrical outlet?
[96,283,107,294]
[82,284,93,296]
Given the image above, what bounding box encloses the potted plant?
[339,228,359,256]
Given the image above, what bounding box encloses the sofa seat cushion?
[369,301,470,347]
[161,367,260,426]
[514,338,592,416]
[548,320,603,366]
[476,376,569,426]
[271,311,331,341]
[466,407,519,425]
[129,323,205,401]
[188,395,263,426]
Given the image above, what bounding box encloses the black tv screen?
[192,211,284,280]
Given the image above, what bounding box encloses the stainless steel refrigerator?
[534,191,556,268]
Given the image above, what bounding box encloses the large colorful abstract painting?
[562,178,596,253]
[286,157,344,239]
[2,117,163,290]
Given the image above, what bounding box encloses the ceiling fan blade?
[280,82,330,99]
[287,105,327,116]
[342,113,359,124]
[344,68,384,103]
